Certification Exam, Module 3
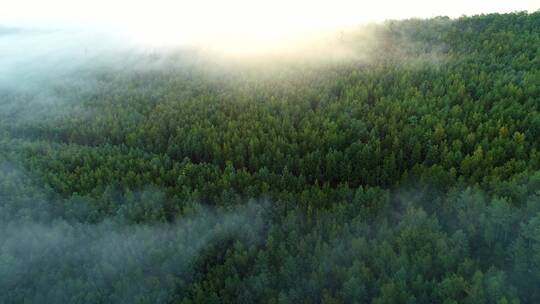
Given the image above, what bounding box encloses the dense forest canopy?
[1,12,540,303]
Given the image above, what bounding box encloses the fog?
[3,0,538,43]
[12,0,536,91]
[0,162,267,303]
[3,0,537,68]
[0,19,449,91]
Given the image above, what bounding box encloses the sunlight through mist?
[1,0,539,53]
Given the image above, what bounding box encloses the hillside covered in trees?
[1,12,540,303]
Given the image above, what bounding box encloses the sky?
[1,0,539,46]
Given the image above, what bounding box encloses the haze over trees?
[1,11,540,303]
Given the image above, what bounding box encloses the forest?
[1,11,540,303]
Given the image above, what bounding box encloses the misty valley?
[1,12,540,303]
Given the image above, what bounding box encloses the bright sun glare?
[1,0,539,52]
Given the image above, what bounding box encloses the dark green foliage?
[1,12,540,303]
